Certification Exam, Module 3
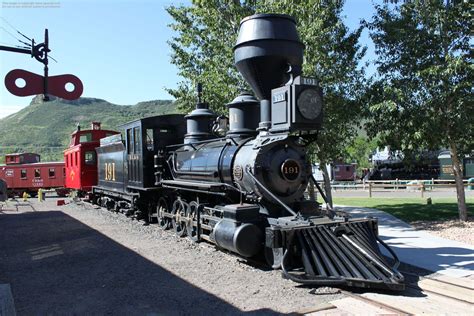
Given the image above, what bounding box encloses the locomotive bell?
[234,14,304,100]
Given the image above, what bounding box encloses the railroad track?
[297,271,473,315]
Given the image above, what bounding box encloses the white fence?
[331,179,473,198]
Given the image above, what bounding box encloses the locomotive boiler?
[92,14,404,290]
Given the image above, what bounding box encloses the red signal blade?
[5,69,83,100]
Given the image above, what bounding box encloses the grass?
[333,197,474,222]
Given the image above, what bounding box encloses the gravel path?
[411,217,474,245]
[0,198,343,314]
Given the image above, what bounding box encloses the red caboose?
[0,153,65,197]
[64,122,119,193]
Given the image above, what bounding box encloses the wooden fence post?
[421,183,425,198]
[369,182,372,198]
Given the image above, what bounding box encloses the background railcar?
[4,153,40,165]
[438,151,474,180]
[64,122,119,194]
[0,153,65,197]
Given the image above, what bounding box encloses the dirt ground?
[0,197,345,315]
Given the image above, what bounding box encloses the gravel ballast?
[0,198,344,314]
[63,201,343,313]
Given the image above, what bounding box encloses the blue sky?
[0,0,377,118]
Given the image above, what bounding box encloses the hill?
[0,95,177,162]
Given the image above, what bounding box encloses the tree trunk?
[449,142,468,221]
[321,163,333,209]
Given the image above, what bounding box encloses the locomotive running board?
[278,219,405,291]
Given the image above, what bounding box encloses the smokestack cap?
[234,14,304,100]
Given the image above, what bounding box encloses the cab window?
[133,127,141,153]
[49,168,55,178]
[127,129,133,154]
[146,129,154,151]
[34,169,41,178]
[21,169,27,179]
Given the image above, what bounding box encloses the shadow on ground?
[0,211,278,315]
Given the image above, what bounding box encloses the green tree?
[345,136,379,175]
[365,0,473,220]
[167,0,367,207]
[166,1,255,114]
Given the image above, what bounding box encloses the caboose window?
[85,151,96,165]
[49,168,55,178]
[79,132,92,143]
[34,169,41,178]
[21,169,27,179]
[146,129,154,151]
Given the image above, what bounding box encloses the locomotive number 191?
[105,162,116,181]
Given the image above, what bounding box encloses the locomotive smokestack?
[234,14,304,130]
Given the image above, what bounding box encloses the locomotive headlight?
[297,88,322,120]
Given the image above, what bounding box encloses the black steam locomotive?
[92,14,404,290]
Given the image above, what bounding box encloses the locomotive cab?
[93,115,186,209]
